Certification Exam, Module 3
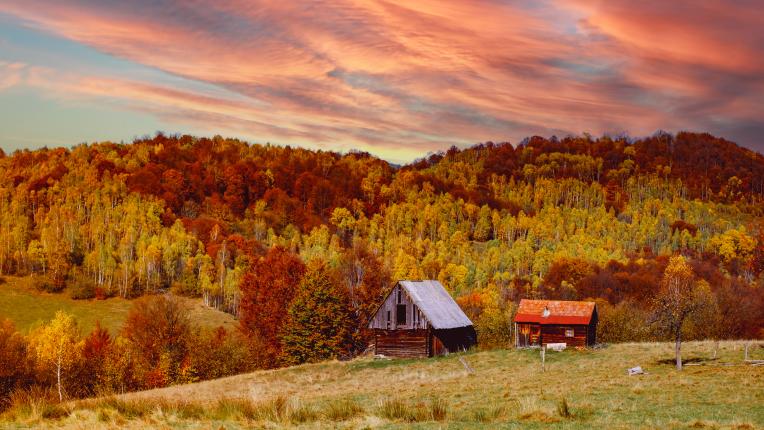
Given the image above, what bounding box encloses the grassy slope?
[6,341,764,429]
[0,276,237,334]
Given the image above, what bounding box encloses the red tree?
[238,246,305,365]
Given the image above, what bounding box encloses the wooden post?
[713,340,719,360]
[745,342,750,361]
[541,346,546,372]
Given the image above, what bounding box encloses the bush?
[30,275,63,293]
[0,320,33,405]
[69,278,96,300]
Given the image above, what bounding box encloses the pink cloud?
[1,0,762,158]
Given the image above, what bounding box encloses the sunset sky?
[1,1,762,162]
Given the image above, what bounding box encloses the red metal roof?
[514,299,596,325]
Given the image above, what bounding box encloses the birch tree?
[31,311,80,401]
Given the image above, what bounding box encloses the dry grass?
[1,340,763,429]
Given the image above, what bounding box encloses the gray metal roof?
[399,280,473,329]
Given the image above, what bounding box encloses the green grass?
[0,276,237,334]
[2,341,762,429]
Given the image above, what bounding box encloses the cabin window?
[564,328,574,337]
[397,288,402,304]
[386,311,391,329]
[396,304,407,325]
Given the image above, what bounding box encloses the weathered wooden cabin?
[368,280,477,358]
[514,299,598,348]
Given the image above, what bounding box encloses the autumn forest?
[1,131,764,405]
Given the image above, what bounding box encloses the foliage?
[0,131,763,399]
[651,255,716,370]
[238,246,305,366]
[121,295,191,387]
[0,319,32,407]
[0,303,253,411]
[28,311,80,401]
[279,260,354,365]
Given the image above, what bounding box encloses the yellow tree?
[651,255,714,370]
[31,311,80,401]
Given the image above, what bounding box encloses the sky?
[0,1,762,163]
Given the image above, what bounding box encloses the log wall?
[373,329,430,358]
[540,324,589,347]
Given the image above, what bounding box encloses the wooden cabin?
[368,280,477,358]
[514,299,598,348]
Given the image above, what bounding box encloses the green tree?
[280,261,353,365]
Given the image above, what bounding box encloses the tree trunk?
[675,331,682,371]
[56,358,63,402]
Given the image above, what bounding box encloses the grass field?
[0,276,237,334]
[2,341,762,429]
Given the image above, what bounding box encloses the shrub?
[30,275,63,293]
[0,320,33,409]
[69,278,96,300]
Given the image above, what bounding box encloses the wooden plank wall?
[540,325,588,347]
[369,284,428,330]
[374,329,430,358]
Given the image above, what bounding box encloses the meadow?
[0,276,237,334]
[2,341,762,429]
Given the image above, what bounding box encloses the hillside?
[2,342,763,429]
[1,131,764,409]
[0,276,236,334]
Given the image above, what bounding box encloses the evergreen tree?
[279,261,353,366]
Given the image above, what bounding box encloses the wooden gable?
[368,283,429,330]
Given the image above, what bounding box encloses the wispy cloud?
[1,0,762,159]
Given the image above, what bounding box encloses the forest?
[1,130,764,405]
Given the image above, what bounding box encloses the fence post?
[745,341,750,361]
[541,345,546,372]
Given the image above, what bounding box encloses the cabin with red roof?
[514,299,598,348]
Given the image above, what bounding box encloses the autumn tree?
[77,321,112,396]
[30,311,80,401]
[651,255,714,370]
[279,260,354,365]
[121,294,191,387]
[238,246,305,365]
[0,319,32,404]
[337,239,390,351]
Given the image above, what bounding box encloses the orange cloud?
[1,0,762,158]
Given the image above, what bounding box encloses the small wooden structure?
[514,299,598,348]
[368,280,477,358]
